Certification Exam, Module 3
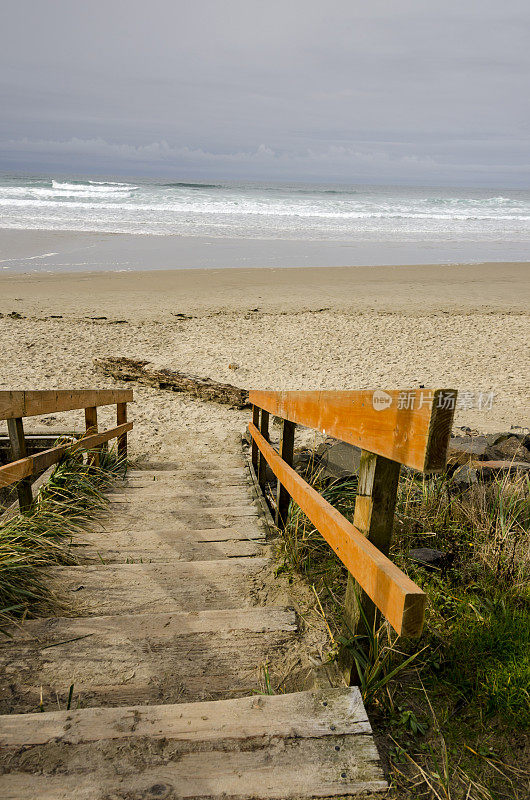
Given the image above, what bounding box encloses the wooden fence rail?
[0,390,133,512]
[248,388,457,679]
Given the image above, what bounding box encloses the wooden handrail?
[248,388,457,669]
[249,423,425,637]
[0,423,133,489]
[0,390,133,421]
[1,390,133,512]
[249,388,456,472]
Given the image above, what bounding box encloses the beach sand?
[1,260,528,460]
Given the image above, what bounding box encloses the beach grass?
[278,465,530,799]
[0,446,125,621]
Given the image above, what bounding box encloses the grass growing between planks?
[0,447,126,621]
[277,465,530,800]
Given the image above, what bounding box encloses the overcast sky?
[1,0,529,186]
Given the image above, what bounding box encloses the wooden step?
[100,505,261,535]
[80,538,264,564]
[0,607,297,714]
[0,688,386,798]
[47,558,269,616]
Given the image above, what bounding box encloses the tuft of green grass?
[278,460,530,799]
[0,445,126,620]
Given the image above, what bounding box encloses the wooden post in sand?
[7,417,33,512]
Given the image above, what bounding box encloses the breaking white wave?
[0,176,528,246]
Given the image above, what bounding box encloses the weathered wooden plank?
[0,389,133,421]
[45,558,269,616]
[0,423,133,489]
[249,423,425,637]
[0,735,386,799]
[249,389,457,472]
[6,417,33,511]
[0,607,296,714]
[0,687,369,746]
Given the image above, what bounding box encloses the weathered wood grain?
[94,357,250,408]
[250,388,457,472]
[0,389,133,420]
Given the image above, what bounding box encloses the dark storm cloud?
[1,0,529,185]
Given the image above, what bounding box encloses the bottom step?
[0,688,386,799]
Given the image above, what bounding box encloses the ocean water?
[0,174,529,266]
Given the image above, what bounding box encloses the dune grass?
[0,446,125,621]
[277,464,530,799]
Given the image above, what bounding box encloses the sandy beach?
[1,259,529,459]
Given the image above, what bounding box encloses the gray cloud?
[1,0,529,185]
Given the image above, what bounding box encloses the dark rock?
[293,448,323,480]
[448,435,489,463]
[452,464,478,485]
[409,548,451,571]
[487,435,530,463]
[485,432,513,447]
[315,438,361,479]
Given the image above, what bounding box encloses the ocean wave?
[1,195,528,223]
[51,180,137,193]
[164,182,224,189]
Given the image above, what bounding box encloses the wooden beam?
[84,406,99,467]
[0,390,133,421]
[116,403,128,462]
[258,409,269,490]
[341,450,401,682]
[6,418,33,512]
[275,419,296,528]
[0,423,133,490]
[249,389,457,472]
[249,423,425,637]
[251,405,260,471]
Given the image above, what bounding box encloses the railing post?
[7,417,33,512]
[340,449,401,684]
[84,406,99,467]
[117,402,128,463]
[275,419,296,528]
[251,405,260,471]
[257,409,270,490]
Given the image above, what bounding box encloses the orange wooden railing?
[0,390,133,512]
[248,388,457,647]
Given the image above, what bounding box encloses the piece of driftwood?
[94,357,250,409]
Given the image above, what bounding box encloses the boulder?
[452,463,479,486]
[487,435,530,463]
[448,435,490,463]
[408,548,452,571]
[314,438,361,479]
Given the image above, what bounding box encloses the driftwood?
[93,357,250,409]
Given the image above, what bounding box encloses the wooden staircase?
[0,458,386,799]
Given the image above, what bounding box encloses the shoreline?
[1,259,528,319]
[1,228,530,274]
